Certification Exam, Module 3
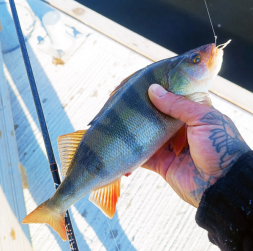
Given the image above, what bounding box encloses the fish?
[23,42,226,241]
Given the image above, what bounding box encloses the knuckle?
[167,95,185,112]
[174,95,186,104]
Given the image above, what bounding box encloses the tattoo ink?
[200,111,249,169]
[189,174,216,203]
[189,161,194,167]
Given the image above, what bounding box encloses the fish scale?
[23,43,224,241]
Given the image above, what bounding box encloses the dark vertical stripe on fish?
[94,109,144,155]
[121,84,165,127]
[75,143,108,178]
[145,68,158,84]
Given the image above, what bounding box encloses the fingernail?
[151,84,167,97]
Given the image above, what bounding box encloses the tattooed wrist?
[189,168,218,207]
[188,110,249,207]
[200,111,250,170]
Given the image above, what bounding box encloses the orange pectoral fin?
[173,124,188,155]
[89,179,121,219]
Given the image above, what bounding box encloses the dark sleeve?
[196,151,253,251]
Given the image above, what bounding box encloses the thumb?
[148,84,212,126]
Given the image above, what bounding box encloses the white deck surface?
[1,0,253,250]
[0,44,32,251]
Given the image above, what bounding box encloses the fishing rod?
[8,0,79,250]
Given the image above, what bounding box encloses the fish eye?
[191,54,201,64]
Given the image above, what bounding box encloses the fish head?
[168,43,224,95]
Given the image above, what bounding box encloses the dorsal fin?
[88,69,141,126]
[89,179,121,219]
[110,69,141,97]
[57,130,87,177]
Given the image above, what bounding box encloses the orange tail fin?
[22,200,67,241]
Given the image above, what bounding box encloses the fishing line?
[106,217,120,251]
[203,0,217,44]
[8,0,79,249]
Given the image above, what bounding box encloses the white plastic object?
[42,11,72,51]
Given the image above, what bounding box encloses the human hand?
[143,84,250,207]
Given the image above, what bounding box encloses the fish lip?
[206,43,223,77]
[207,44,217,66]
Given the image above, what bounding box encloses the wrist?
[191,175,219,208]
[195,143,250,206]
[196,150,253,250]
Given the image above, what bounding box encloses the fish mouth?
[207,40,231,73]
[206,40,231,77]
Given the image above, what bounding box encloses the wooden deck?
[0,44,32,251]
[1,0,253,250]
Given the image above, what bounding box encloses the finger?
[142,139,176,178]
[148,84,213,126]
[165,147,197,207]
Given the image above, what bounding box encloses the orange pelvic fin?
[89,179,121,219]
[174,125,187,155]
[58,130,87,177]
[22,200,67,241]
